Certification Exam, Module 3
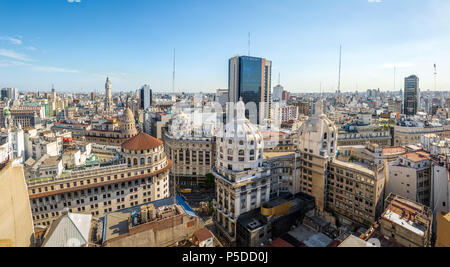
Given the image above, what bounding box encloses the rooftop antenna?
[248,32,251,56]
[337,45,342,94]
[278,73,281,86]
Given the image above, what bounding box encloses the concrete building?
[297,100,337,213]
[272,104,298,127]
[235,193,315,247]
[164,112,216,186]
[327,156,386,227]
[77,108,138,146]
[0,161,35,247]
[380,193,432,247]
[213,100,271,245]
[27,132,171,226]
[215,89,229,109]
[100,197,204,247]
[435,212,450,247]
[272,84,284,102]
[387,151,432,207]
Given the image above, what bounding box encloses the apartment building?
[27,133,171,226]
[380,193,432,247]
[164,112,216,186]
[387,151,432,207]
[327,158,385,227]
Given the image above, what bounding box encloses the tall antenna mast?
[172,48,176,95]
[434,63,437,91]
[278,73,281,85]
[248,32,251,56]
[337,45,342,94]
[394,66,396,91]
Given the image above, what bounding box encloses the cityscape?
[1,0,450,254]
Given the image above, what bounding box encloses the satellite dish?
[368,238,381,247]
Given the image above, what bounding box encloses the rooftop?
[121,132,163,151]
[382,146,407,156]
[402,151,431,163]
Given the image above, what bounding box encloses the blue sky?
[0,0,449,93]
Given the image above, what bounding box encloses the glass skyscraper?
[139,85,153,110]
[228,56,272,124]
[404,75,419,115]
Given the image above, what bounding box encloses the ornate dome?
[3,108,10,116]
[168,111,216,139]
[122,132,163,151]
[216,101,264,172]
[298,101,337,158]
[120,108,137,137]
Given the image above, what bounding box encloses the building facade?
[228,56,272,124]
[27,133,171,227]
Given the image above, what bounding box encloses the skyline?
[0,0,449,93]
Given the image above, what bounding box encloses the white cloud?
[368,0,382,3]
[0,49,32,61]
[0,36,22,45]
[67,0,81,3]
[0,60,32,67]
[33,66,79,73]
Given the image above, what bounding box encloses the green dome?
[3,108,10,116]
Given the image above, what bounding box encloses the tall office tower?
[104,77,112,112]
[139,84,153,110]
[404,75,420,116]
[272,84,284,102]
[51,85,56,100]
[215,89,229,108]
[228,56,272,124]
[1,88,18,101]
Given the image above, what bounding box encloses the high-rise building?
[139,84,153,110]
[404,75,420,115]
[215,89,229,108]
[213,100,271,245]
[104,77,112,112]
[297,100,337,213]
[1,88,18,101]
[272,84,284,102]
[228,56,272,124]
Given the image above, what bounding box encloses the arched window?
[133,158,138,166]
[127,158,131,166]
[250,150,255,155]
[324,133,328,139]
[148,157,152,164]
[239,140,244,146]
[140,158,145,165]
[239,150,245,156]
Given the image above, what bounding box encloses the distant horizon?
[1,0,449,93]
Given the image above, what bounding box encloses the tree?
[205,173,215,188]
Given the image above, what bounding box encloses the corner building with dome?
[27,132,171,226]
[213,101,271,245]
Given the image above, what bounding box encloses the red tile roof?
[121,133,163,150]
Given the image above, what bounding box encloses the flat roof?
[338,235,375,247]
[402,151,431,163]
[287,225,333,248]
[382,146,407,156]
